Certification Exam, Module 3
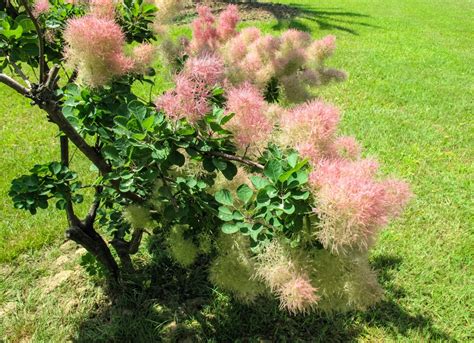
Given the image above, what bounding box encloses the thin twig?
[206,151,264,170]
[0,73,30,96]
[20,0,46,82]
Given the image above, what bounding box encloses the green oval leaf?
[264,160,283,182]
[249,175,270,190]
[236,184,253,204]
[215,189,233,206]
[222,223,239,234]
[218,206,234,221]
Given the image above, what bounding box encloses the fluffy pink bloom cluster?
[212,16,345,102]
[332,136,361,160]
[33,0,50,17]
[280,100,340,163]
[64,15,133,87]
[278,275,320,314]
[132,43,157,74]
[225,83,272,149]
[216,4,239,41]
[63,2,156,87]
[225,28,344,101]
[190,5,239,55]
[271,89,410,257]
[255,242,319,314]
[306,35,337,67]
[309,159,412,253]
[155,55,225,122]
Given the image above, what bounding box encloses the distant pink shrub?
[185,5,344,101]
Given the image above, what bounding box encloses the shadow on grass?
[264,2,377,35]
[73,252,452,342]
[178,1,378,35]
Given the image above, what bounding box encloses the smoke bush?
[3,2,412,317]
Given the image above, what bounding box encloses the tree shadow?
[276,3,379,35]
[73,252,453,342]
[178,1,378,36]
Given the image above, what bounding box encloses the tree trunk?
[66,225,121,282]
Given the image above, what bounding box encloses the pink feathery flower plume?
[307,35,337,67]
[217,5,240,41]
[33,0,50,17]
[309,158,379,189]
[156,55,225,122]
[89,0,116,19]
[309,159,412,253]
[132,43,157,73]
[279,100,340,156]
[189,5,219,55]
[278,275,320,314]
[184,54,225,86]
[331,136,361,160]
[275,29,311,76]
[64,15,133,87]
[295,142,320,164]
[226,83,272,149]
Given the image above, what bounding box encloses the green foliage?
[9,162,83,214]
[215,146,313,247]
[117,0,157,42]
[0,11,39,68]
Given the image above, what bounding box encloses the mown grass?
[1,0,473,341]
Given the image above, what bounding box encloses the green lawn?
[1,0,473,341]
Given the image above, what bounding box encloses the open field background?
[1,0,473,341]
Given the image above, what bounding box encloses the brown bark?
[66,225,120,281]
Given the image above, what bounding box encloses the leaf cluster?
[216,146,314,248]
[9,162,83,214]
